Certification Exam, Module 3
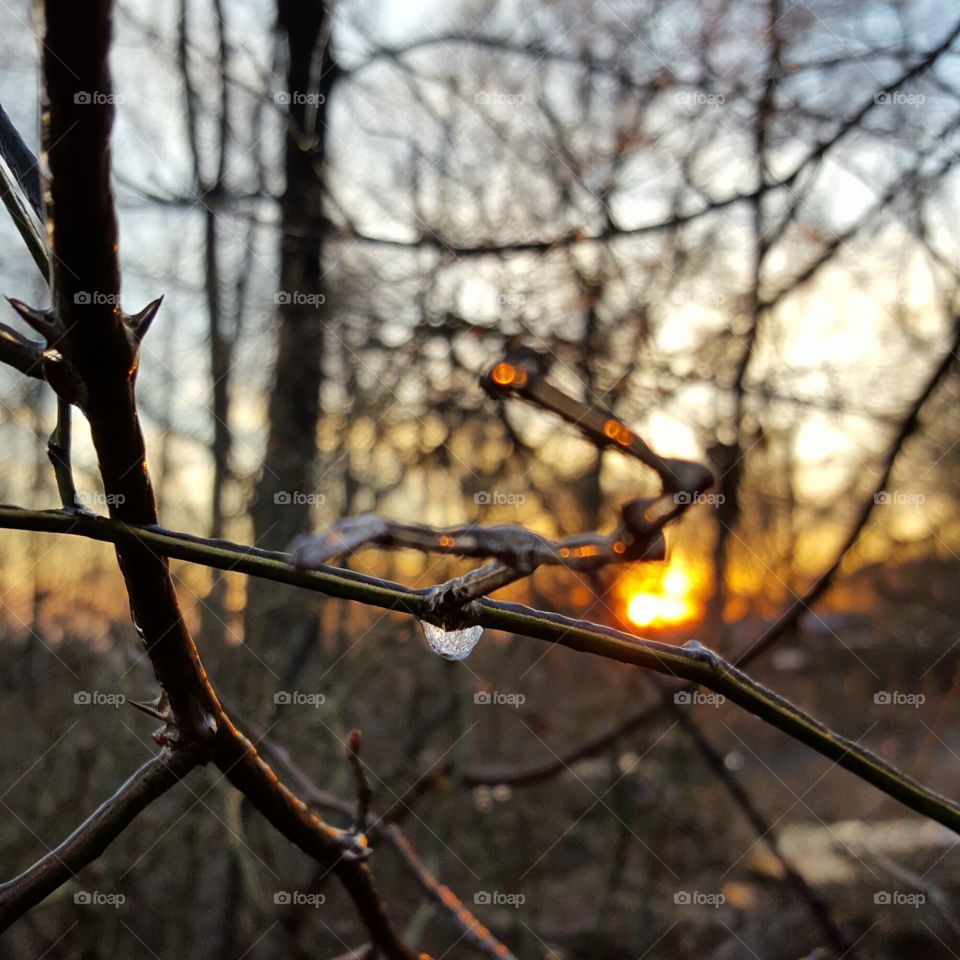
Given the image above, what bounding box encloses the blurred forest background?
[2,0,960,957]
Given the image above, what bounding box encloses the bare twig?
[661,685,852,956]
[47,397,79,509]
[337,18,960,258]
[346,730,372,835]
[5,4,420,954]
[738,314,960,665]
[441,318,960,792]
[0,749,200,930]
[382,824,521,960]
[0,504,957,833]
[0,322,44,379]
[292,360,709,628]
[0,149,46,277]
[0,6,956,949]
[0,102,42,217]
[254,725,520,960]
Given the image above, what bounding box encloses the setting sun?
[619,562,700,628]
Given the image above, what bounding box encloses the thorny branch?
[0,352,956,882]
[0,2,956,954]
[0,3,419,956]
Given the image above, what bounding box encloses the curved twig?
[0,749,200,930]
[440,315,960,792]
[254,728,520,960]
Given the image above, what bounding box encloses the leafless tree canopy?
[0,0,959,958]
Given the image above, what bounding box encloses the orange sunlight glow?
[620,562,700,628]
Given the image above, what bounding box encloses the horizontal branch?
[0,748,200,929]
[1,505,957,834]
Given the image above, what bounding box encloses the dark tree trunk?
[246,0,339,662]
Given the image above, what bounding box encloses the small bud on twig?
[346,728,372,834]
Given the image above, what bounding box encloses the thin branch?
[47,397,79,509]
[0,152,47,277]
[0,505,957,833]
[346,730,372,834]
[0,323,44,379]
[336,18,960,259]
[254,726,520,960]
[0,100,83,514]
[0,102,43,217]
[662,685,851,956]
[382,824,521,960]
[738,314,960,665]
[0,749,200,929]
[291,361,709,628]
[444,317,960,792]
[20,4,419,955]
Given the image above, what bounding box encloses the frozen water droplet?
[420,620,483,661]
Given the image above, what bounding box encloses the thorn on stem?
[124,296,163,344]
[128,694,171,723]
[7,298,59,343]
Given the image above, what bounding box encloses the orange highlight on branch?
[603,418,633,446]
[490,362,528,387]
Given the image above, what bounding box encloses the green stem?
[0,503,957,834]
